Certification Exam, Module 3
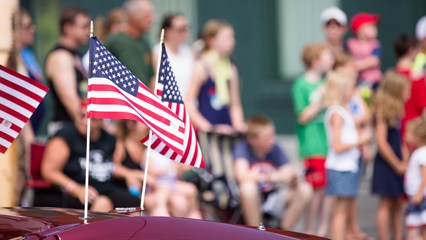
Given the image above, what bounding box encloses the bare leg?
[281,182,313,230]
[346,198,366,239]
[316,195,333,237]
[376,197,392,240]
[174,181,199,213]
[239,180,262,226]
[91,195,113,212]
[392,198,403,240]
[406,228,422,240]
[151,186,171,216]
[169,193,190,217]
[304,188,325,234]
[330,197,350,240]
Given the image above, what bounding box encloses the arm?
[376,118,406,175]
[294,84,325,125]
[330,112,370,153]
[413,165,426,205]
[185,61,213,132]
[269,164,299,185]
[234,158,267,183]
[45,50,80,120]
[229,65,247,133]
[355,56,380,71]
[41,137,99,203]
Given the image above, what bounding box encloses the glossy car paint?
[0,207,329,240]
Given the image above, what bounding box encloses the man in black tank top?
[45,6,90,135]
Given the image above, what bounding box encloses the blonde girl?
[372,70,411,240]
[324,71,372,240]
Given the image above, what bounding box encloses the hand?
[359,128,372,145]
[233,122,248,134]
[288,172,299,189]
[125,170,144,190]
[71,184,99,205]
[213,124,234,135]
[413,192,423,206]
[394,161,407,176]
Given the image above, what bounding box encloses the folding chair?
[21,142,51,206]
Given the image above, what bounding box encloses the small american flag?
[87,37,186,155]
[141,43,204,168]
[0,65,48,154]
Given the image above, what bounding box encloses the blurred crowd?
[6,0,426,239]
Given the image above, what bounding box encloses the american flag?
[87,37,186,156]
[0,66,48,154]
[141,43,204,168]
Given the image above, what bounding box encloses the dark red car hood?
[0,207,329,240]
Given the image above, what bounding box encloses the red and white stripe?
[141,84,205,168]
[0,66,48,153]
[88,77,186,156]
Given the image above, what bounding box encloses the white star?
[92,69,96,74]
[163,54,165,57]
[174,96,177,100]
[119,66,122,70]
[94,61,98,65]
[111,61,115,66]
[162,69,165,73]
[179,96,181,100]
[166,76,169,80]
[125,77,128,81]
[102,65,105,69]
[168,95,172,99]
[167,90,170,94]
[106,63,110,67]
[112,74,116,78]
[123,83,127,88]
[109,69,113,73]
[131,88,135,92]
[99,59,103,63]
[172,91,175,95]
[114,67,118,72]
[108,56,111,60]
[96,41,100,45]
[163,61,166,65]
[115,80,119,84]
[100,52,104,56]
[97,66,101,70]
[120,78,124,82]
[160,76,164,81]
[96,47,99,51]
[103,58,107,62]
[165,85,168,89]
[169,72,171,76]
[117,73,121,77]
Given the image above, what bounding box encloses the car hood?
[0,207,329,240]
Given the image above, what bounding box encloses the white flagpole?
[140,29,164,213]
[83,21,94,222]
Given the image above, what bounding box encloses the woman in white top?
[152,14,194,99]
[323,71,372,240]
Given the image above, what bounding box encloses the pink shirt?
[346,38,382,84]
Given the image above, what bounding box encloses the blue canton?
[158,43,183,104]
[88,36,139,97]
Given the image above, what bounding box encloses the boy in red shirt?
[394,33,426,139]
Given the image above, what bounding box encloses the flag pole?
[82,20,94,223]
[140,29,164,214]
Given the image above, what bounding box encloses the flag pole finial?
[160,29,164,42]
[90,21,94,36]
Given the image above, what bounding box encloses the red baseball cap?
[350,12,380,33]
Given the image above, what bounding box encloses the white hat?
[320,7,347,25]
[416,16,426,40]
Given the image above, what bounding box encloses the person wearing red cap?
[346,13,382,88]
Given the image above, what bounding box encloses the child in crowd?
[405,119,426,240]
[346,13,382,88]
[412,16,426,72]
[371,70,411,240]
[323,71,371,240]
[233,115,313,230]
[334,53,373,240]
[393,33,426,139]
[291,43,334,236]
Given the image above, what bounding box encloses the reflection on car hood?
[0,207,329,240]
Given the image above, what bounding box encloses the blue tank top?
[197,77,232,125]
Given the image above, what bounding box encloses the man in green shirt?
[104,0,155,86]
[291,43,334,236]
